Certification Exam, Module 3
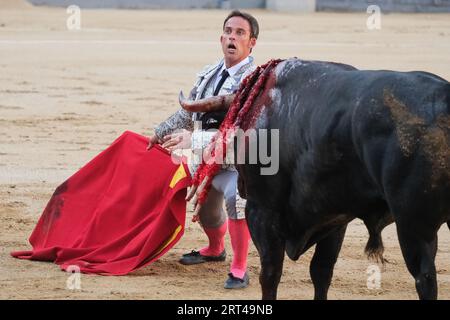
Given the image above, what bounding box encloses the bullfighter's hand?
[146,134,162,150]
[161,129,192,152]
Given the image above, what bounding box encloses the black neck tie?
[213,69,229,96]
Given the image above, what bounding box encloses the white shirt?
[213,56,251,92]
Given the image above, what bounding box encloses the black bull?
[183,58,450,300]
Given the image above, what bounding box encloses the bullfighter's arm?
[154,108,194,140]
[153,85,199,140]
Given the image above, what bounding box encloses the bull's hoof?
[224,272,249,289]
[178,250,226,265]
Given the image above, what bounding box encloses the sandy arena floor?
[1,1,450,300]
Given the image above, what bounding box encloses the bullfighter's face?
[221,16,256,68]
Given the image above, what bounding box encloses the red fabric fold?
[11,131,191,275]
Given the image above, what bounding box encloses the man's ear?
[249,37,256,49]
[220,35,224,43]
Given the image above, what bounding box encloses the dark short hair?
[223,10,259,39]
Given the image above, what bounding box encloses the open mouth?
[227,43,237,53]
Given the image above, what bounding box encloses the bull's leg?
[309,226,347,300]
[258,231,285,300]
[246,201,285,300]
[396,225,438,300]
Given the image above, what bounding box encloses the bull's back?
[268,58,450,224]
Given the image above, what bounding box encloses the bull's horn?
[178,91,235,112]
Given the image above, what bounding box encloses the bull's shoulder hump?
[275,58,358,81]
[311,60,358,71]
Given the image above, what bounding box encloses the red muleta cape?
[11,131,191,275]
